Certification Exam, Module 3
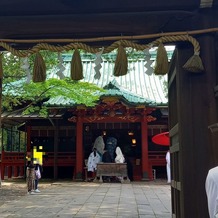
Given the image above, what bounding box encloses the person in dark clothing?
[102,149,113,182]
[125,156,133,181]
[106,137,117,161]
[102,150,113,163]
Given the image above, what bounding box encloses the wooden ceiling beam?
[0,0,200,16]
[0,11,197,49]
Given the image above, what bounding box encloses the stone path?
[0,179,171,218]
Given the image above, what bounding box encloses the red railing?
[148,151,167,180]
[2,151,26,164]
[0,151,77,180]
[0,151,166,180]
[0,151,26,180]
[148,151,166,166]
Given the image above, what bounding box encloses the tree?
[3,78,105,117]
[1,51,105,117]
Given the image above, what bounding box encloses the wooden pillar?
[26,125,32,161]
[141,111,149,180]
[169,34,217,217]
[7,166,12,178]
[1,164,4,180]
[75,116,83,180]
[1,150,5,180]
[20,165,24,177]
[53,123,58,180]
[13,166,18,177]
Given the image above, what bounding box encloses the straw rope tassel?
[113,44,128,77]
[183,52,204,72]
[71,48,83,81]
[32,52,46,82]
[154,42,168,75]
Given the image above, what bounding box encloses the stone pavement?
[0,180,171,218]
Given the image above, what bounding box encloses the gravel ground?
[0,178,52,207]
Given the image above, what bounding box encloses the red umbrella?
[152,132,170,146]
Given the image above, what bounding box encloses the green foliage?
[3,53,25,82]
[3,78,105,117]
[2,51,58,82]
[1,51,59,112]
[22,105,48,118]
[2,51,105,117]
[22,78,104,104]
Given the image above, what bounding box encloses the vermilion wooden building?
[1,59,169,182]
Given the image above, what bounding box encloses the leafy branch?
[2,78,105,118]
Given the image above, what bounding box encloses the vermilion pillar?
[26,125,32,162]
[75,117,83,180]
[141,113,149,180]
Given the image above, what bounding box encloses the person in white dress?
[166,150,171,183]
[205,166,218,218]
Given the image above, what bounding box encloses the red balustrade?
[0,151,26,180]
[0,151,166,180]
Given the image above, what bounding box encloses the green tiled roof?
[49,58,168,106]
[5,51,170,108]
[102,80,156,106]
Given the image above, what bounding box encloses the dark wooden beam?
[0,0,200,16]
[0,11,198,50]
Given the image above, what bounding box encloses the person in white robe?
[87,148,101,172]
[205,166,218,218]
[115,146,125,182]
[115,146,125,163]
[166,150,171,183]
